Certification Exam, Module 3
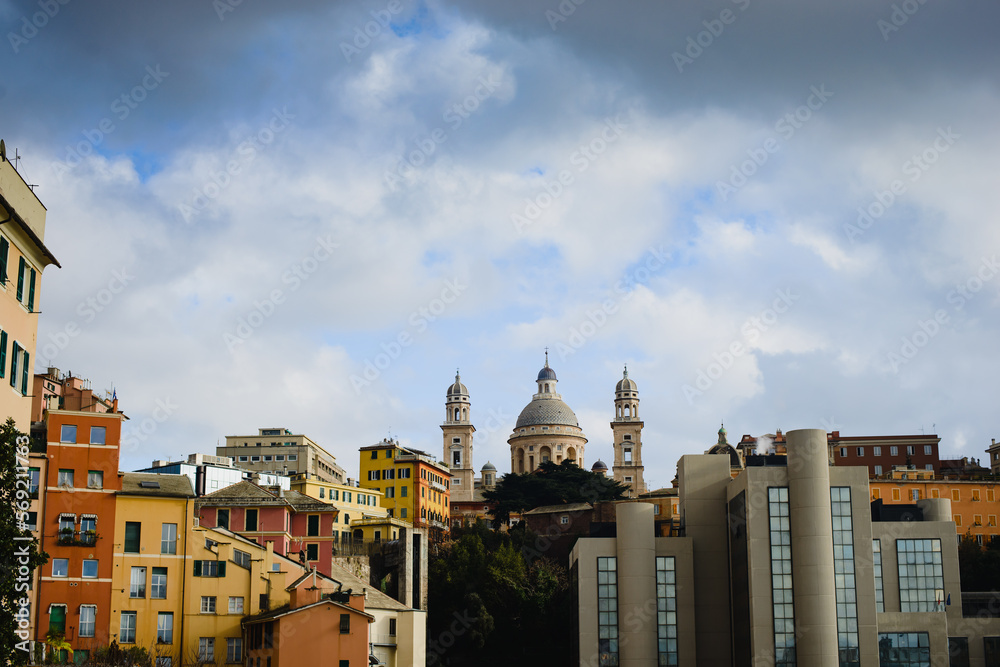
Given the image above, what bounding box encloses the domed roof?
[616,367,637,392]
[537,366,557,382]
[481,461,496,471]
[446,372,468,397]
[591,459,608,471]
[515,396,580,428]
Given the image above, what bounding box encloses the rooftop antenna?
[13,148,38,191]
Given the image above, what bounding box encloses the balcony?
[57,530,98,546]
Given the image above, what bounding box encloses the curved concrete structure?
[616,502,656,666]
[787,428,839,667]
[917,498,953,523]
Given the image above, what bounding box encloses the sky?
[1,0,998,489]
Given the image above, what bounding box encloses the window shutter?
[21,351,28,395]
[218,561,226,577]
[27,269,35,312]
[0,237,8,283]
[193,560,202,577]
[16,257,24,301]
[0,330,6,379]
[9,342,19,387]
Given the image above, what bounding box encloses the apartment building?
[359,438,450,531]
[288,472,387,538]
[218,427,346,483]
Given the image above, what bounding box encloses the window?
[238,456,248,462]
[925,464,933,471]
[975,514,983,526]
[151,567,167,599]
[319,488,325,498]
[87,470,103,489]
[308,515,320,536]
[768,487,795,667]
[892,488,900,501]
[831,488,859,666]
[624,448,632,463]
[873,540,884,612]
[990,516,997,527]
[246,509,258,531]
[385,487,395,498]
[370,450,378,459]
[655,557,678,666]
[229,596,244,614]
[401,508,407,518]
[80,605,96,638]
[985,637,1000,666]
[0,237,7,285]
[840,447,847,457]
[955,515,963,527]
[386,450,393,458]
[874,446,882,456]
[81,559,98,579]
[130,567,146,598]
[896,539,944,612]
[401,486,408,497]
[932,489,940,499]
[275,455,284,462]
[340,614,351,633]
[60,425,77,443]
[877,633,929,666]
[924,445,933,455]
[251,456,260,462]
[560,515,569,525]
[218,509,230,529]
[911,489,920,501]
[234,550,251,569]
[27,467,39,496]
[287,455,296,461]
[120,611,137,643]
[307,544,318,561]
[907,446,915,455]
[891,446,899,456]
[227,637,243,663]
[24,511,37,530]
[57,469,74,487]
[953,489,961,502]
[948,637,970,667]
[389,618,397,636]
[52,559,68,577]
[90,426,106,445]
[856,447,864,457]
[263,455,272,462]
[625,476,632,483]
[973,490,981,502]
[990,490,995,503]
[157,612,173,644]
[160,523,177,554]
[597,557,618,667]
[201,596,217,613]
[49,605,66,634]
[194,560,225,577]
[874,465,883,475]
[199,638,215,662]
[8,341,28,394]
[59,514,75,533]
[125,522,141,553]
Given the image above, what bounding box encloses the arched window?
[625,405,631,418]
[462,408,467,420]
[454,408,460,421]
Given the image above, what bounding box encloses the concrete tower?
[611,367,645,497]
[442,371,475,502]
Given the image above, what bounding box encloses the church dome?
[616,367,637,393]
[446,372,468,397]
[515,396,580,428]
[591,459,608,472]
[537,366,558,382]
[481,461,496,472]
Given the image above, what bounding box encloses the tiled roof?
[119,473,194,497]
[515,396,581,428]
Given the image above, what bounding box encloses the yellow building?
[112,473,195,667]
[870,474,1000,544]
[0,143,60,429]
[359,439,450,531]
[112,473,312,666]
[288,473,387,540]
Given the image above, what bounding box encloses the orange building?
[31,368,115,423]
[243,571,373,667]
[35,408,126,662]
[870,474,1000,544]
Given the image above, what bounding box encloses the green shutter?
[124,522,141,553]
[9,342,18,388]
[193,560,202,577]
[0,330,6,379]
[49,606,66,634]
[20,351,28,395]
[0,237,8,284]
[27,268,35,312]
[218,561,226,578]
[16,257,24,301]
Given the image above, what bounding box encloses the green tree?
[1,418,49,665]
[958,532,1000,591]
[483,460,630,525]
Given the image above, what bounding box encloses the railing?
[57,531,97,546]
[371,634,397,646]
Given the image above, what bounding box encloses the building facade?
[610,368,645,497]
[359,439,450,531]
[0,148,60,430]
[829,431,941,476]
[218,427,346,483]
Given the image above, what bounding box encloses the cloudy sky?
[2,0,998,487]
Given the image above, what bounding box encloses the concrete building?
[0,145,60,430]
[570,428,1000,667]
[218,427,346,484]
[359,438,450,532]
[829,431,941,476]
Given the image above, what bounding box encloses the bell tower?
[442,371,475,502]
[611,367,645,497]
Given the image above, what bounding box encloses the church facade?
[442,354,647,511]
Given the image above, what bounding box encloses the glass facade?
[878,632,929,666]
[873,540,884,613]
[896,539,944,612]
[831,487,859,667]
[597,556,618,667]
[768,487,796,667]
[656,556,678,666]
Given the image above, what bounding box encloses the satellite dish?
[0,139,5,162]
